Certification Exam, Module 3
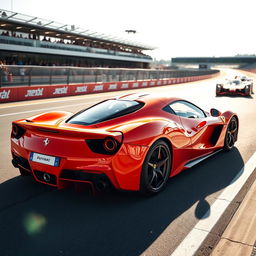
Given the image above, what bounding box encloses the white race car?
[216,78,253,97]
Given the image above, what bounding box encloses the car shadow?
[0,148,244,256]
[216,94,254,99]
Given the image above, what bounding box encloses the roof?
[0,9,156,50]
[116,93,182,106]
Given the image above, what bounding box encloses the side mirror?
[210,108,221,117]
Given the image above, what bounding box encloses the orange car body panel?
[11,94,238,191]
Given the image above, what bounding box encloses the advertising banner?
[0,73,219,103]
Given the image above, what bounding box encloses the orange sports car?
[11,93,239,195]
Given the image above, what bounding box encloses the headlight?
[244,85,250,92]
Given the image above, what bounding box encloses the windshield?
[67,99,143,125]
[232,80,241,85]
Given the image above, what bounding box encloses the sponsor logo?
[108,84,117,90]
[25,88,44,97]
[43,138,50,146]
[142,82,148,87]
[93,85,103,91]
[75,86,87,93]
[157,81,162,85]
[0,89,10,99]
[53,87,68,95]
[121,83,128,89]
[132,82,139,88]
[150,81,155,86]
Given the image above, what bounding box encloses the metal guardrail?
[0,65,219,87]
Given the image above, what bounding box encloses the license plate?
[30,152,60,167]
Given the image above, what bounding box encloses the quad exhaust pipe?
[12,158,110,192]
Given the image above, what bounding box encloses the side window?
[168,101,206,119]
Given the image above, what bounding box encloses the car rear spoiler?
[12,120,123,141]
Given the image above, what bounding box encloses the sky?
[1,0,255,60]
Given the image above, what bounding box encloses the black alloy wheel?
[140,140,171,195]
[223,117,238,151]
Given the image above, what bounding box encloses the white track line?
[0,102,88,117]
[0,94,107,109]
[171,151,256,256]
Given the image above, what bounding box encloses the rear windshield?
[67,99,143,125]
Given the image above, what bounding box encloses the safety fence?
[0,65,218,87]
[0,69,219,103]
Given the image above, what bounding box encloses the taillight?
[12,124,26,139]
[86,134,122,155]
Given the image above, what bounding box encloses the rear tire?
[246,85,251,96]
[223,117,238,151]
[140,140,171,196]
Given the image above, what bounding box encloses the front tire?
[140,140,171,195]
[216,87,222,97]
[223,117,238,151]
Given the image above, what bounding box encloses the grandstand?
[0,9,154,68]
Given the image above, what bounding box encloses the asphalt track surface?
[0,69,256,256]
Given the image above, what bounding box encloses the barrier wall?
[0,73,218,103]
[242,69,256,74]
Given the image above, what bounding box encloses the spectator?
[19,67,26,81]
[0,61,9,83]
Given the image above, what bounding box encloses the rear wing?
[12,119,123,141]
